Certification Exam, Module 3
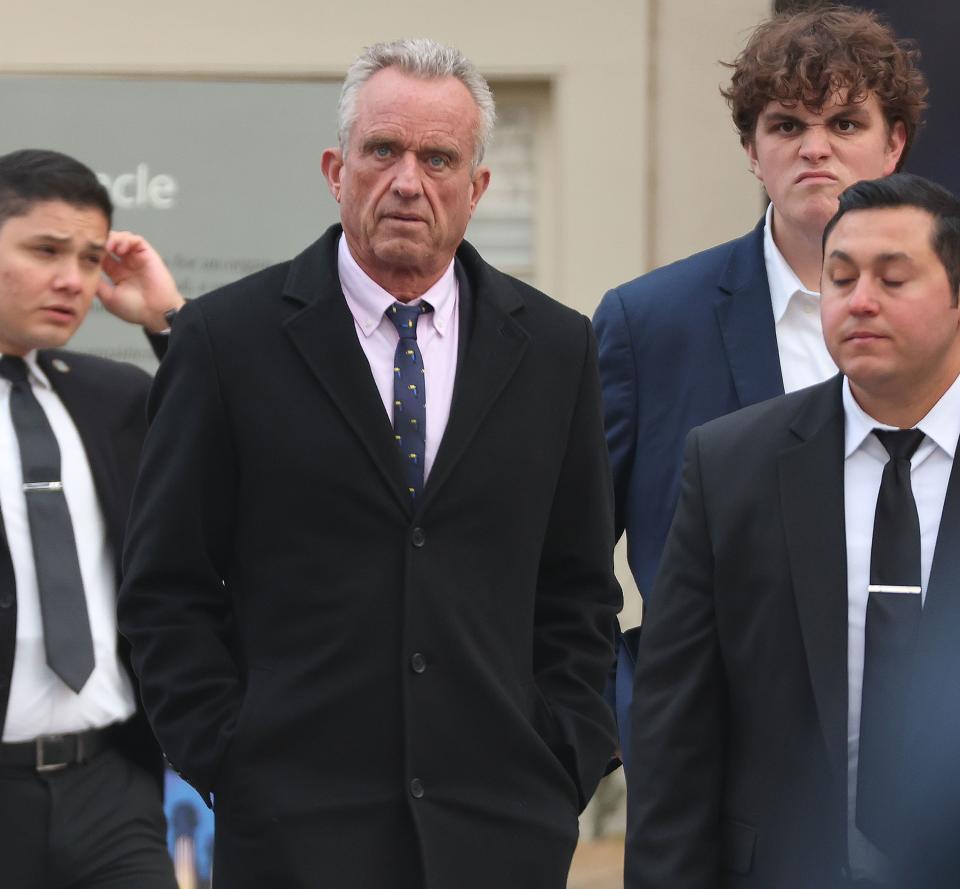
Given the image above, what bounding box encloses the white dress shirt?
[0,351,136,742]
[842,371,960,880]
[763,203,838,393]
[337,235,459,482]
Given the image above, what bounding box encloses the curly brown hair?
[721,5,928,169]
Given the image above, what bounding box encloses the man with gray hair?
[119,38,620,888]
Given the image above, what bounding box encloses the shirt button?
[410,778,425,799]
[410,653,427,674]
[411,527,426,548]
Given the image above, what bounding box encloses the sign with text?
[0,76,341,370]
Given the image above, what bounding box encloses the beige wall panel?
[2,1,646,74]
[653,0,771,268]
[554,65,649,315]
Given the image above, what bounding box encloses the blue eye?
[374,145,391,158]
[428,155,447,169]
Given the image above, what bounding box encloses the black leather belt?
[0,727,112,772]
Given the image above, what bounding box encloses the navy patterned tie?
[386,302,432,498]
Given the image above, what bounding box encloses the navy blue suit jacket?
[593,218,785,758]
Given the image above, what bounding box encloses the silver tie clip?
[22,481,64,493]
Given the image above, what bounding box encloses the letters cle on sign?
[97,163,178,209]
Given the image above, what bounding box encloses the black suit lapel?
[420,243,527,512]
[281,230,412,514]
[777,377,848,779]
[713,218,785,408]
[910,449,960,724]
[919,448,960,632]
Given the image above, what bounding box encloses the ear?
[882,120,907,175]
[321,148,344,202]
[468,166,491,213]
[744,139,762,180]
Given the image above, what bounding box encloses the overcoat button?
[411,527,426,547]
[410,778,425,799]
[410,653,427,673]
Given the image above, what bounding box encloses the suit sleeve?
[592,287,638,542]
[118,300,239,805]
[144,329,169,361]
[624,427,725,889]
[533,315,622,809]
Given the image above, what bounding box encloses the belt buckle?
[36,734,71,772]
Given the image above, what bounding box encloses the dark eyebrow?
[361,135,399,151]
[422,145,461,162]
[824,105,871,122]
[28,233,106,251]
[828,249,914,265]
[761,111,803,124]
[827,249,854,262]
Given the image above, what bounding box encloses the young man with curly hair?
[593,5,928,764]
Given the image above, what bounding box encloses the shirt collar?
[0,351,51,390]
[337,235,457,338]
[763,202,820,324]
[842,371,960,461]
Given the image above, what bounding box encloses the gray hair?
[338,38,496,169]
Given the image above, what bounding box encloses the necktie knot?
[873,428,925,463]
[386,302,432,340]
[0,355,29,386]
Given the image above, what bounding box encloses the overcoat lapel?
[281,231,529,515]
[281,231,412,514]
[777,377,848,779]
[420,244,527,512]
[713,218,784,408]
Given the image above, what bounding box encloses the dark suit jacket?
[593,218,783,754]
[625,377,960,889]
[0,349,160,782]
[118,225,621,889]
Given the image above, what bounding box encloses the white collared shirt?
[763,203,838,393]
[843,371,960,880]
[337,235,459,482]
[0,351,136,741]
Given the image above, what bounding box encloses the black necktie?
[856,427,926,848]
[0,356,94,693]
[386,302,432,499]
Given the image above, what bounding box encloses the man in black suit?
[0,149,181,887]
[626,173,960,889]
[119,38,621,889]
